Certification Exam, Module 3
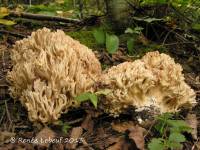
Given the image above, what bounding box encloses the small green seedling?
[75,89,111,109]
[75,92,98,108]
[148,113,192,150]
[55,120,71,134]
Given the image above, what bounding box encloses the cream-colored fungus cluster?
[7,28,101,123]
[100,51,196,116]
[7,28,196,123]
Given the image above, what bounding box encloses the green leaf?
[167,120,191,132]
[89,93,98,108]
[125,28,134,34]
[75,92,91,102]
[133,16,163,23]
[95,89,111,95]
[169,133,186,143]
[92,28,105,45]
[127,38,135,54]
[192,24,200,31]
[106,33,119,54]
[62,123,71,134]
[0,19,16,26]
[53,120,63,125]
[148,138,165,150]
[156,113,173,121]
[154,113,173,134]
[75,92,98,108]
[125,27,143,35]
[154,122,166,135]
[134,26,144,32]
[168,141,182,149]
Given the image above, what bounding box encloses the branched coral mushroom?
[100,51,196,116]
[7,28,101,123]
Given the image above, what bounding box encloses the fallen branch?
[0,30,25,38]
[9,11,81,24]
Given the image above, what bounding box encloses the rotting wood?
[9,11,81,24]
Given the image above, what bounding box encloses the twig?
[191,138,199,150]
[0,30,25,38]
[162,28,175,45]
[144,120,156,138]
[9,11,81,24]
[157,24,189,42]
[0,99,9,105]
[4,100,12,124]
[68,118,83,125]
[0,108,5,125]
[163,41,195,46]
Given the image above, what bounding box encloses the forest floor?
[0,11,200,150]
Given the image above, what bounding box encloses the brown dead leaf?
[107,136,138,150]
[107,137,124,150]
[0,144,14,150]
[196,140,200,150]
[66,127,83,149]
[81,114,94,133]
[70,127,83,140]
[111,121,135,133]
[52,143,64,150]
[0,131,15,145]
[35,127,56,147]
[111,122,146,150]
[185,113,198,140]
[128,125,146,150]
[137,34,149,45]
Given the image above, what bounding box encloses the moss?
[66,30,99,50]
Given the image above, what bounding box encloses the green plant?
[75,89,111,108]
[76,92,98,108]
[148,113,192,150]
[92,28,105,45]
[55,120,71,134]
[106,33,119,54]
[92,28,119,54]
[125,27,144,54]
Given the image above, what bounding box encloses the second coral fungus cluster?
[7,28,196,123]
[100,52,196,116]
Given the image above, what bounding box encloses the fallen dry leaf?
[196,140,200,150]
[66,127,83,149]
[35,127,56,147]
[52,143,64,150]
[0,131,15,145]
[128,125,146,150]
[107,137,125,150]
[137,34,149,45]
[81,114,94,133]
[111,122,146,150]
[107,136,139,150]
[111,121,135,133]
[70,127,83,140]
[185,113,198,140]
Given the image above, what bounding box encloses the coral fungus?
[7,28,101,123]
[99,51,196,116]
